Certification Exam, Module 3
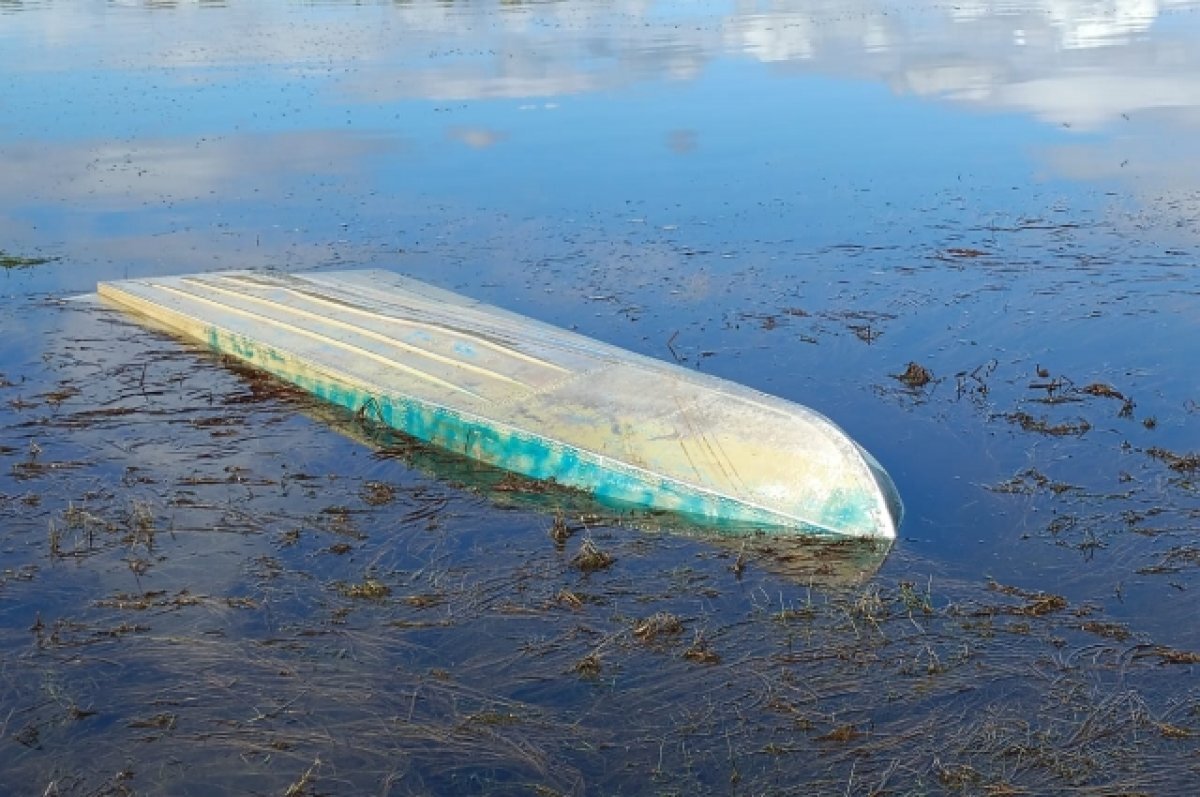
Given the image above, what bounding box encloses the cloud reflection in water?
[2,0,1199,289]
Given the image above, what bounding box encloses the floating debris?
[1081,621,1132,641]
[987,468,1076,495]
[817,724,862,743]
[982,582,1068,617]
[1139,646,1200,665]
[894,361,934,388]
[337,579,391,599]
[127,713,177,730]
[1081,382,1126,400]
[1147,447,1200,473]
[1003,411,1091,437]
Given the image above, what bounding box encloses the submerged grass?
[20,570,1191,795]
[1,264,1199,794]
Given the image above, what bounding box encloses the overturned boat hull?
[98,269,902,538]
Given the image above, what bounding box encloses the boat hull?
[98,269,902,538]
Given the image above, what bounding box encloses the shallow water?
[2,1,1199,794]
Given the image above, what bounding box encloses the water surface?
[2,1,1199,794]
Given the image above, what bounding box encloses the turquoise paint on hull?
[202,323,859,535]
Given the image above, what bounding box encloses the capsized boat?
[302,400,893,585]
[98,270,902,538]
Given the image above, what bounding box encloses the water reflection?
[0,132,399,209]
[447,126,507,149]
[3,1,1198,125]
[2,1,1197,272]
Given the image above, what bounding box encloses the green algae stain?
[818,488,876,536]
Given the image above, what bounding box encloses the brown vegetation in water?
[894,361,934,388]
[571,538,615,572]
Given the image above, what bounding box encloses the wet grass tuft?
[554,588,584,609]
[632,612,684,643]
[682,630,721,664]
[360,480,396,506]
[571,538,614,572]
[936,761,982,788]
[283,758,321,797]
[548,509,572,544]
[574,653,602,678]
[817,724,862,743]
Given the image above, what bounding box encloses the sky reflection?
[3,2,1199,124]
[2,1,1198,326]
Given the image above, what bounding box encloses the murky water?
[2,1,1199,794]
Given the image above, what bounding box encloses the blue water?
[3,1,1199,794]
